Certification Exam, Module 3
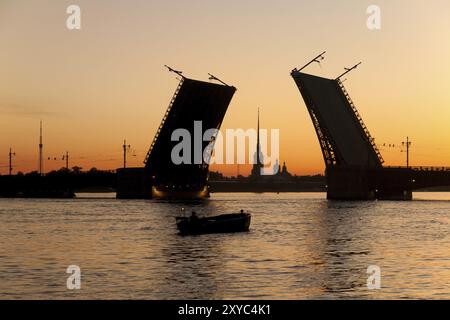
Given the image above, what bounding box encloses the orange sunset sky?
[1,0,450,176]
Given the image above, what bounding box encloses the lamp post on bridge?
[47,152,70,171]
[122,140,135,169]
[62,151,69,170]
[402,137,412,168]
[379,138,412,168]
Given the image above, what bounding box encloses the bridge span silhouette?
[291,57,450,200]
[117,60,450,201]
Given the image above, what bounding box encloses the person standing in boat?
[190,211,199,223]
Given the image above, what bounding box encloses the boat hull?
[176,213,251,235]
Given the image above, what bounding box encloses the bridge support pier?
[326,166,376,200]
[116,168,152,199]
[326,166,413,201]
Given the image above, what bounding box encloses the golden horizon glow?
[2,0,450,176]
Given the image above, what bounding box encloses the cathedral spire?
[251,108,263,179]
[257,107,260,165]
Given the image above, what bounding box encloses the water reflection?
[1,193,450,299]
[312,202,374,297]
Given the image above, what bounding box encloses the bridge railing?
[144,78,185,165]
[384,166,450,172]
[337,80,385,164]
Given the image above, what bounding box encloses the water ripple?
[1,192,450,299]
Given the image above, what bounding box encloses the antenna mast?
[336,62,362,80]
[293,51,326,73]
[208,73,230,86]
[164,65,185,79]
[9,148,15,176]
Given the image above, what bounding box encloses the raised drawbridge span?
[291,56,450,200]
[116,68,236,200]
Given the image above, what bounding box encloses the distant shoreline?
[72,190,450,194]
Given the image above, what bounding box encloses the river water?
[1,192,449,299]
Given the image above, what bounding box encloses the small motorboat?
[176,212,251,235]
